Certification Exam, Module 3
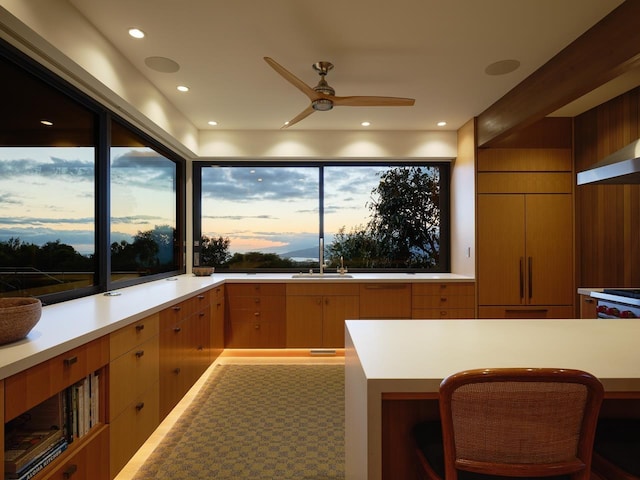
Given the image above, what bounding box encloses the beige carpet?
[132,364,345,479]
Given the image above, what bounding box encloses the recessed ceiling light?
[361,121,371,127]
[177,85,189,92]
[207,121,218,126]
[128,28,145,39]
[437,121,447,127]
[40,120,53,126]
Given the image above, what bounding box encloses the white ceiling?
[67,0,630,132]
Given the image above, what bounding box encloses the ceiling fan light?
[312,98,333,111]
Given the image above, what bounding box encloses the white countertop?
[0,272,473,380]
[346,318,640,393]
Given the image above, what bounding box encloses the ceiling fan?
[264,57,415,128]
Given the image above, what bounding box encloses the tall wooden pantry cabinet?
[476,120,575,318]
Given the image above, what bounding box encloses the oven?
[590,289,640,319]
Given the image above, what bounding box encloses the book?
[4,429,63,474]
[5,438,68,480]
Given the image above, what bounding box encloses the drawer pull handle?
[63,464,78,479]
[198,294,205,299]
[135,350,145,358]
[254,324,260,330]
[174,327,181,333]
[254,312,260,317]
[199,312,205,317]
[63,356,78,367]
[197,345,204,351]
[135,324,145,332]
[172,306,181,311]
[440,297,447,302]
[135,402,145,411]
[173,367,181,374]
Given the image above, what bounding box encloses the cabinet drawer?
[412,282,474,296]
[5,337,109,421]
[109,335,159,419]
[160,298,196,330]
[286,283,360,296]
[478,305,575,319]
[359,283,411,318]
[110,313,159,360]
[226,294,286,310]
[412,295,475,309]
[110,383,159,477]
[412,308,475,319]
[42,424,109,480]
[226,283,285,297]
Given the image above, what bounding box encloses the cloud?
[0,156,94,181]
[201,166,318,201]
[202,214,278,221]
[111,149,176,191]
[0,194,21,206]
[0,216,93,225]
[111,215,166,224]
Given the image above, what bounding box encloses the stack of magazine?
[4,430,68,480]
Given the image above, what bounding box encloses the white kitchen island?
[345,318,640,480]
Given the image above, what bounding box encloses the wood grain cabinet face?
[225,284,286,348]
[286,284,359,348]
[41,425,109,480]
[108,313,160,478]
[210,285,225,358]
[477,194,574,318]
[359,283,411,319]
[159,292,212,420]
[580,294,598,319]
[412,283,475,319]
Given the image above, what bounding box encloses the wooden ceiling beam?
[477,0,640,147]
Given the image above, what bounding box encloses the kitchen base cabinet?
[359,283,411,318]
[3,337,109,480]
[286,283,359,348]
[225,284,286,348]
[478,305,575,319]
[580,294,598,319]
[40,425,109,480]
[412,282,475,319]
[109,314,160,477]
[210,285,225,360]
[159,292,212,420]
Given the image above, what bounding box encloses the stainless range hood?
[577,138,640,185]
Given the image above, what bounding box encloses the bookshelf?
[3,337,109,480]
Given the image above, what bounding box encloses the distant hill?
[280,246,318,259]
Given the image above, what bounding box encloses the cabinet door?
[359,284,411,318]
[525,194,573,306]
[323,295,359,347]
[286,296,323,347]
[477,194,525,305]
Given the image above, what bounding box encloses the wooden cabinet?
[286,283,359,347]
[412,282,475,319]
[477,193,573,317]
[580,294,598,319]
[225,284,286,348]
[4,337,109,480]
[109,314,159,477]
[210,284,225,359]
[359,283,411,318]
[159,292,211,420]
[476,144,574,319]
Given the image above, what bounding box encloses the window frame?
[193,160,451,273]
[0,40,186,305]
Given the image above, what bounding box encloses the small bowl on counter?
[0,297,42,345]
[193,266,215,277]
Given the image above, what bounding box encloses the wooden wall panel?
[575,87,640,288]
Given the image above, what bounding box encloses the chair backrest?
[439,368,604,480]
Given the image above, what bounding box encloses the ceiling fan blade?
[281,105,315,129]
[264,57,320,100]
[332,96,415,107]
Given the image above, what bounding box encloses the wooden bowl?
[0,297,42,345]
[193,267,214,276]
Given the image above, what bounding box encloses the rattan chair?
[413,368,604,480]
[591,418,640,480]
